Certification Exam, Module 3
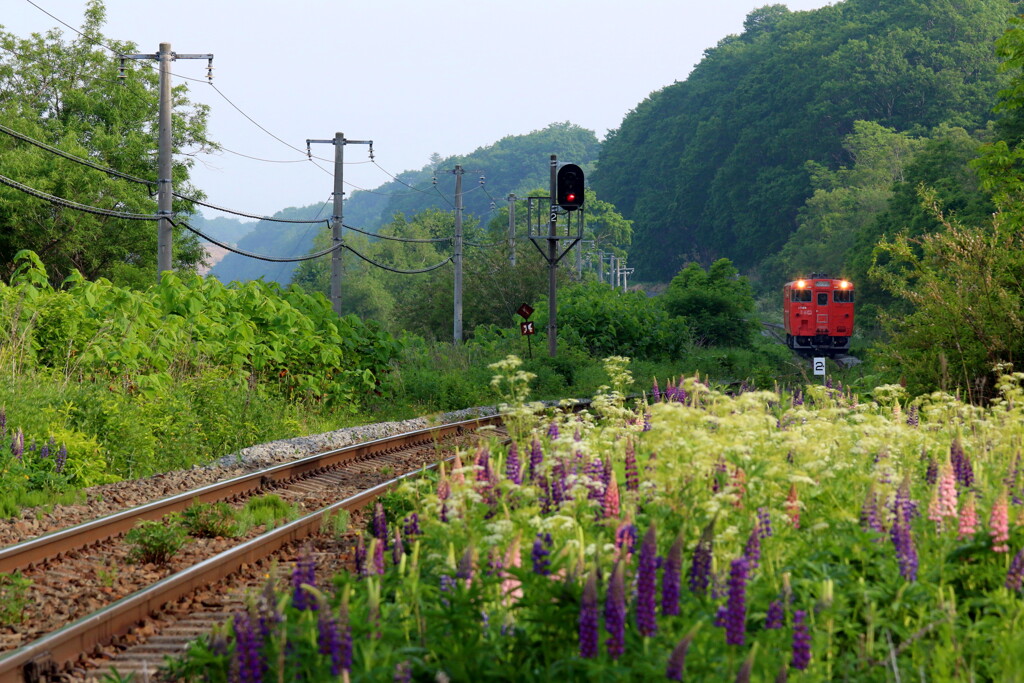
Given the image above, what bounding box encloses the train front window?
[791,289,811,302]
[834,290,854,303]
[817,293,828,305]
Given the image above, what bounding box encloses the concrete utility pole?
[121,43,213,281]
[508,193,516,267]
[453,165,464,343]
[306,133,372,316]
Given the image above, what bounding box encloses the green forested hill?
[594,0,1015,282]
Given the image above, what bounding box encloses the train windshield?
[817,293,828,305]
[834,290,854,303]
[791,289,812,302]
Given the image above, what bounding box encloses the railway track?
[0,415,505,683]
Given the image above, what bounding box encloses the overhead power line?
[175,220,343,263]
[0,173,159,220]
[342,242,453,274]
[343,223,451,244]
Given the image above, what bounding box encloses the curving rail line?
[0,415,503,683]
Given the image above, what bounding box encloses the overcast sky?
[6,0,834,220]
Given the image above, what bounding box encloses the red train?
[783,273,854,355]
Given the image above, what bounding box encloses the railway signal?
[556,163,585,211]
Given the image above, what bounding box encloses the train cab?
[783,273,854,355]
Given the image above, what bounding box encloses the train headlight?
[796,280,806,288]
[839,280,850,289]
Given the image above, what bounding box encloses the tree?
[0,0,213,285]
[661,259,756,348]
[594,0,1013,281]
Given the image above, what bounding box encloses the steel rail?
[0,451,449,683]
[0,415,500,575]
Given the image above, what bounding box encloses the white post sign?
[813,357,826,376]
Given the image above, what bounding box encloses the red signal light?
[566,193,576,203]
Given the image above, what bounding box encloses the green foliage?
[595,0,1014,280]
[662,259,756,348]
[239,494,299,531]
[0,0,210,285]
[869,192,1024,399]
[535,281,690,360]
[124,518,189,565]
[180,500,239,539]
[0,570,32,624]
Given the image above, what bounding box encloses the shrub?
[125,518,189,564]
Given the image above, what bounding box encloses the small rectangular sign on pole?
[813,357,826,376]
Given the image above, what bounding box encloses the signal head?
[556,163,585,211]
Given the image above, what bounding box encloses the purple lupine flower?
[604,561,626,660]
[40,437,53,460]
[550,461,567,505]
[373,501,389,549]
[537,474,552,514]
[890,504,918,582]
[893,474,917,522]
[339,602,353,672]
[11,427,23,460]
[652,379,661,403]
[743,525,761,570]
[758,507,773,538]
[318,614,343,676]
[906,404,919,427]
[233,611,264,683]
[791,609,811,670]
[475,447,492,484]
[578,571,600,659]
[55,443,67,473]
[0,407,5,437]
[636,524,658,637]
[714,604,728,627]
[529,438,544,481]
[1007,547,1024,591]
[665,629,697,681]
[725,557,749,645]
[643,411,652,431]
[456,546,475,583]
[925,456,939,486]
[950,439,974,489]
[624,442,639,492]
[532,533,553,575]
[393,661,412,683]
[765,599,784,629]
[403,512,420,538]
[585,457,605,503]
[354,535,367,576]
[1006,453,1023,506]
[793,390,803,406]
[291,551,317,610]
[547,422,559,440]
[615,521,637,556]
[372,538,386,576]
[505,441,522,485]
[662,532,683,616]
[860,487,883,534]
[392,527,404,566]
[689,517,715,595]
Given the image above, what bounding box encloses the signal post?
[528,154,584,358]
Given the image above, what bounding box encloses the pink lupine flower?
[451,453,466,484]
[603,470,621,519]
[732,467,747,508]
[991,494,1011,553]
[937,466,958,519]
[958,495,978,540]
[501,538,523,604]
[786,484,800,529]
